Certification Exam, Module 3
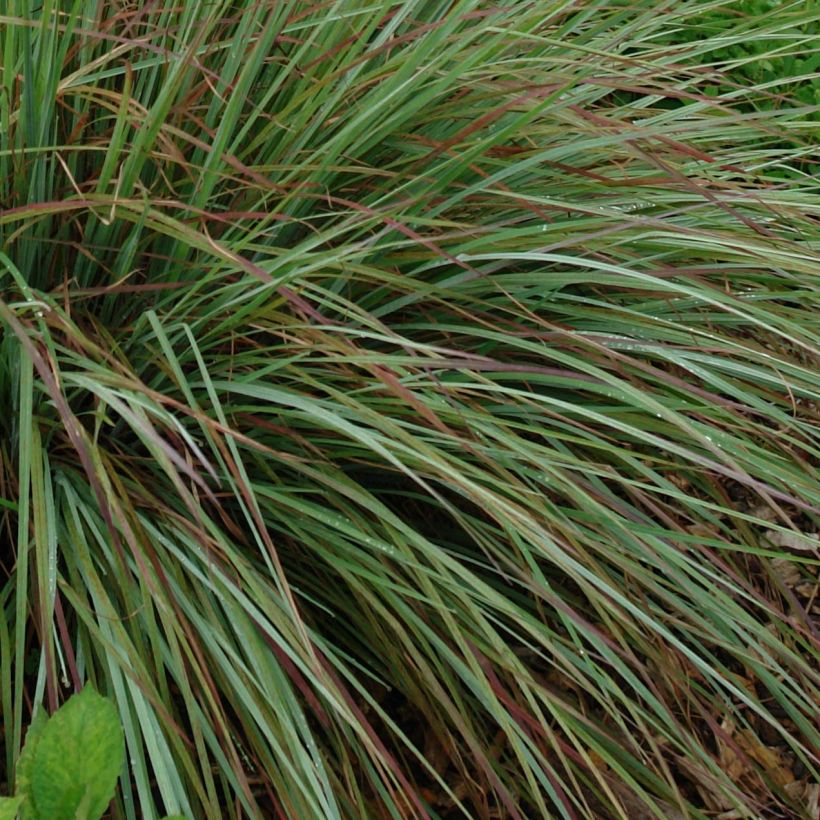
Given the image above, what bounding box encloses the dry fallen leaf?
[768,530,820,553]
[785,782,820,820]
[770,557,802,588]
[736,732,795,788]
[717,718,747,788]
[807,783,820,820]
[749,504,778,523]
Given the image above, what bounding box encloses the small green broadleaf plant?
[0,687,124,820]
[0,797,24,820]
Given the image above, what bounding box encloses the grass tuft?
[1,1,818,817]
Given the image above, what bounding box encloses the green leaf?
[28,688,124,820]
[0,796,24,820]
[15,709,49,819]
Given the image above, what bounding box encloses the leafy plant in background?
[0,0,818,818]
[658,0,820,116]
[0,687,124,820]
[0,688,184,820]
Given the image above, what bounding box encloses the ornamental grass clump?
[0,1,818,817]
